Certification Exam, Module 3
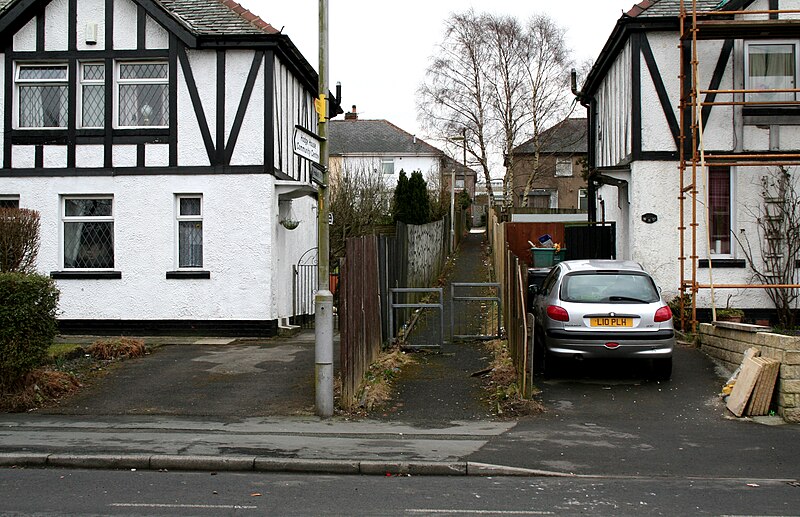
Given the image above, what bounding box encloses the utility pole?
[315,0,333,417]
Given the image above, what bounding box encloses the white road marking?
[406,511,553,515]
[111,503,258,509]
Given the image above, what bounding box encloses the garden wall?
[699,323,800,422]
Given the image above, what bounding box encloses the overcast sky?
[239,0,634,142]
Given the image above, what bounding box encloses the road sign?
[294,125,322,163]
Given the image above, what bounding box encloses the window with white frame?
[116,62,168,127]
[381,158,394,175]
[746,42,798,103]
[15,64,68,128]
[80,63,105,128]
[455,177,465,189]
[578,188,588,211]
[708,167,732,255]
[62,197,114,269]
[555,156,573,177]
[0,196,20,209]
[177,195,203,268]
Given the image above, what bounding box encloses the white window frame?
[455,177,465,189]
[578,188,588,211]
[114,60,169,129]
[175,194,203,269]
[555,156,573,177]
[744,40,799,103]
[61,195,115,270]
[0,195,20,209]
[79,62,105,129]
[707,167,735,257]
[14,63,68,129]
[381,158,395,175]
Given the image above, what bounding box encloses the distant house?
[0,0,331,335]
[507,117,588,210]
[328,107,476,201]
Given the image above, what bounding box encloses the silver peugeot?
[531,259,675,379]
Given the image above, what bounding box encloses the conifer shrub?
[0,273,60,390]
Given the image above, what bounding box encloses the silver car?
[531,259,675,379]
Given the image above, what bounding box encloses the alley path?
[379,229,496,424]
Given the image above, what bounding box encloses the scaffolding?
[678,0,800,331]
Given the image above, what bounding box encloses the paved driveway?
[467,344,800,478]
[40,335,318,417]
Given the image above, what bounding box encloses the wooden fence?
[339,235,382,409]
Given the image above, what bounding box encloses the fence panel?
[340,236,383,409]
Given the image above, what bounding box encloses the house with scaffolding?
[577,0,800,326]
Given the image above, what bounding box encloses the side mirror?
[528,284,540,298]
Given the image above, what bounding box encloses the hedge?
[0,273,60,389]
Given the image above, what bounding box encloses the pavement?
[2,230,800,479]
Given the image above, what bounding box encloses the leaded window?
[81,63,105,128]
[15,64,68,128]
[177,195,203,268]
[62,197,114,269]
[117,62,168,127]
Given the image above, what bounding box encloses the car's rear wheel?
[652,358,673,381]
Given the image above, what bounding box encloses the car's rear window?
[560,271,660,303]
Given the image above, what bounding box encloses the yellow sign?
[314,94,327,122]
[590,317,633,328]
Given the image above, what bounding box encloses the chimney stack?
[345,105,358,120]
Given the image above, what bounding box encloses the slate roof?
[512,118,587,155]
[626,0,727,17]
[0,0,279,36]
[328,120,443,156]
[157,0,279,35]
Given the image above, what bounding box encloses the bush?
[0,208,41,273]
[87,337,146,360]
[0,273,60,390]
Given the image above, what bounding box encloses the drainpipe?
[571,69,597,222]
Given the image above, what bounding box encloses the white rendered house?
[580,0,800,314]
[0,0,330,335]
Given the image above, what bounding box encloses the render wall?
[2,174,297,321]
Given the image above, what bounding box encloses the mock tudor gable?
[0,0,326,335]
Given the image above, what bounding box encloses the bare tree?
[518,15,576,204]
[735,167,800,328]
[329,161,393,261]
[418,11,576,208]
[417,10,496,202]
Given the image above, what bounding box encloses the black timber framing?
[4,165,272,177]
[177,45,215,164]
[701,39,733,134]
[641,34,681,151]
[224,50,264,165]
[631,33,642,161]
[264,50,275,175]
[137,4,146,50]
[169,34,178,166]
[216,50,226,166]
[3,44,12,167]
[35,10,43,51]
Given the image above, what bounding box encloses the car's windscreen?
[560,272,660,303]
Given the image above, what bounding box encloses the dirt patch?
[481,339,545,418]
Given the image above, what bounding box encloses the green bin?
[531,248,567,267]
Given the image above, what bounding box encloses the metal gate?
[293,247,318,328]
[388,287,444,349]
[450,282,501,341]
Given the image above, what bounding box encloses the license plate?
[590,317,632,327]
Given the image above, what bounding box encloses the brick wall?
[699,323,800,422]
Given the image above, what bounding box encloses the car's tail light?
[654,306,673,322]
[546,305,570,322]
